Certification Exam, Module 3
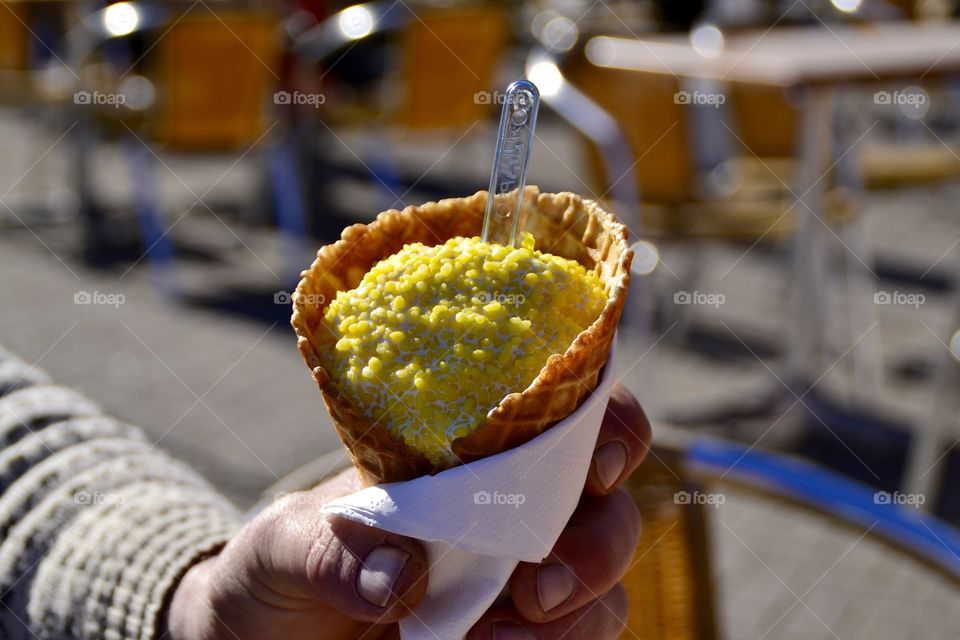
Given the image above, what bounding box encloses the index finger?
[583,383,652,496]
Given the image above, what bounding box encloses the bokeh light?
[631,240,660,276]
[831,0,863,13]
[897,85,930,121]
[103,2,139,37]
[540,16,578,53]
[584,37,615,67]
[528,60,563,97]
[690,24,724,59]
[338,5,374,40]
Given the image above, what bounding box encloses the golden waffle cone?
[291,187,633,486]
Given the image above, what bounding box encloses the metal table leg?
[788,86,834,393]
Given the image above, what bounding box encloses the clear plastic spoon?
[481,79,540,247]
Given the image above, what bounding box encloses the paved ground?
[711,482,960,640]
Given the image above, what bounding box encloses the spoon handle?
[482,79,540,247]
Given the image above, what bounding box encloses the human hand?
[165,383,651,640]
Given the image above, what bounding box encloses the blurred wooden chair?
[0,1,40,101]
[0,2,29,72]
[291,2,509,205]
[148,13,278,150]
[133,11,294,293]
[72,7,309,294]
[619,446,718,639]
[392,6,508,131]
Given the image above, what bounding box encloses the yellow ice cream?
[320,232,606,465]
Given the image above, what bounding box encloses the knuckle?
[304,521,348,588]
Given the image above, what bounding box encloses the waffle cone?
[291,187,633,486]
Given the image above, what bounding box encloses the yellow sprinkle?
[483,301,502,316]
[389,330,405,343]
[392,296,407,311]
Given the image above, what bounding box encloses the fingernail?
[492,622,534,640]
[594,441,628,490]
[357,546,410,607]
[537,563,576,612]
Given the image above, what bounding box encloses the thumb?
[251,488,430,624]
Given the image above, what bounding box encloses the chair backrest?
[150,12,279,149]
[393,6,508,130]
[563,50,695,206]
[621,446,718,639]
[0,2,29,73]
[728,82,796,158]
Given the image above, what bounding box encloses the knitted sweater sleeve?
[0,345,242,639]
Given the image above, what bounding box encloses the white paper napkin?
[321,341,618,640]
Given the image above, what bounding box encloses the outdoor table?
[586,22,960,500]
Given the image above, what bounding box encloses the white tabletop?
[586,22,960,87]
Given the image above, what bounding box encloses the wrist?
[165,556,217,640]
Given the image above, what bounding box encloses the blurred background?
[3,0,960,637]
